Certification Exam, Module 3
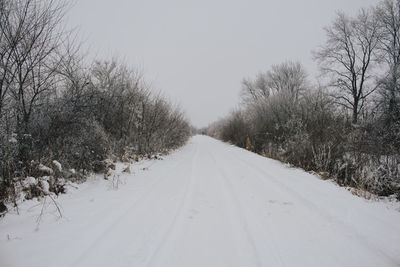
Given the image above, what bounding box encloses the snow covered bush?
[220,110,250,149]
[0,0,191,209]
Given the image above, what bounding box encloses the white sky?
[67,0,379,128]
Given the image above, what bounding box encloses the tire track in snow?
[221,145,400,267]
[214,148,318,266]
[3,136,400,267]
[70,145,195,267]
[225,147,352,221]
[208,150,265,267]
[145,143,199,267]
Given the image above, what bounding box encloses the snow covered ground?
[1,135,400,267]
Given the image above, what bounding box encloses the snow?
[38,164,53,175]
[8,137,17,143]
[1,135,400,267]
[8,133,17,143]
[23,177,37,186]
[52,160,62,172]
[39,180,50,194]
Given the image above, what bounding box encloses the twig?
[35,189,63,230]
[47,193,63,218]
[36,196,47,230]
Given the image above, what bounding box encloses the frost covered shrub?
[361,156,400,196]
[159,108,191,150]
[0,119,21,206]
[334,153,400,198]
[211,73,400,198]
[0,0,191,208]
[29,97,110,174]
[22,177,43,200]
[54,119,110,172]
[220,110,249,148]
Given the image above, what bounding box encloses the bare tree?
[241,61,307,105]
[241,72,270,104]
[267,61,307,101]
[314,9,381,124]
[0,1,15,118]
[0,0,68,162]
[376,0,400,121]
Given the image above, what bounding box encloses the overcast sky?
[67,0,379,128]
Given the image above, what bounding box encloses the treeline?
[207,0,400,199]
[0,0,191,209]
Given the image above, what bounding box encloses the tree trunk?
[352,99,359,124]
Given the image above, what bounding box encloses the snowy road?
[1,135,400,267]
